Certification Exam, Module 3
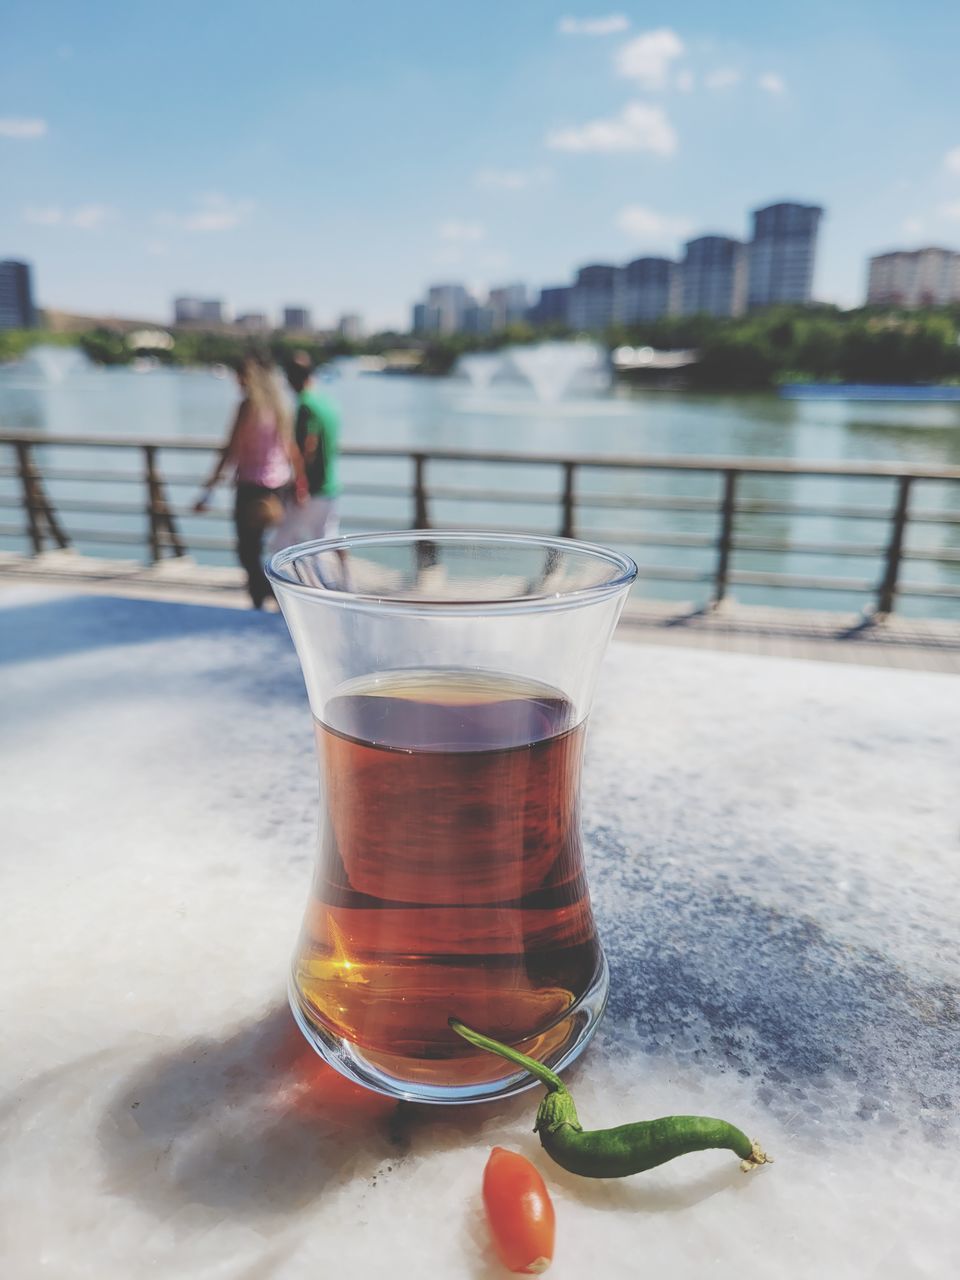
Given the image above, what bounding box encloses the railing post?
[144,444,186,562]
[560,462,576,538]
[413,453,430,528]
[712,469,738,607]
[15,441,44,554]
[145,445,161,563]
[874,474,913,617]
[14,439,69,554]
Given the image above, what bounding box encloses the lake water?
[1,357,959,617]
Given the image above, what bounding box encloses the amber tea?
[291,669,603,1090]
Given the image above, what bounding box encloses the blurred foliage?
[608,305,960,389]
[4,307,960,389]
[0,328,74,362]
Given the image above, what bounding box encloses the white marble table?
[1,587,958,1279]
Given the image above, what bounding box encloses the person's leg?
[235,484,271,608]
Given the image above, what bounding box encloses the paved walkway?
[2,548,959,673]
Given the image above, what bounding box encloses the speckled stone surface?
[1,589,958,1279]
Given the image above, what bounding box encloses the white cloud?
[938,201,960,221]
[705,67,741,90]
[547,101,677,156]
[758,72,786,95]
[558,14,629,36]
[145,240,168,257]
[615,29,684,89]
[23,206,63,226]
[24,203,115,229]
[438,219,486,242]
[943,147,960,175]
[474,167,551,190]
[158,194,252,232]
[902,217,924,236]
[71,204,113,230]
[0,117,47,139]
[676,69,695,92]
[617,205,693,242]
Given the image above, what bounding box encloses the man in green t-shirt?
[284,354,342,540]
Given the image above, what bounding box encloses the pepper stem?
[740,1141,772,1172]
[448,1018,567,1094]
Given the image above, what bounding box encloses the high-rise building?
[568,264,620,331]
[173,297,225,326]
[282,306,312,332]
[426,284,472,334]
[412,302,434,334]
[618,257,679,323]
[235,312,270,332]
[528,286,571,328]
[337,313,363,340]
[747,201,823,308]
[680,236,747,317]
[866,248,960,308]
[0,261,36,329]
[488,284,528,330]
[461,304,495,335]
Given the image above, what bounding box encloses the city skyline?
[4,3,960,326]
[411,200,823,333]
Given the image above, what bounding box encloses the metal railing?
[2,430,960,616]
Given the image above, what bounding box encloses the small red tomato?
[482,1146,556,1274]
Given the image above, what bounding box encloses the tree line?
[2,305,960,389]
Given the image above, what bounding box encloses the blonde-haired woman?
[194,350,306,608]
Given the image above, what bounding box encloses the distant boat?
[780,384,960,402]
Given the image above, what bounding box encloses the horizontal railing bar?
[4,508,957,552]
[8,481,958,533]
[574,492,719,512]
[5,432,960,481]
[902,546,960,563]
[897,582,960,599]
[345,483,419,499]
[628,565,709,582]
[568,527,715,548]
[0,496,147,516]
[425,486,562,506]
[737,501,892,521]
[14,468,149,485]
[731,536,886,558]
[728,570,874,591]
[46,528,150,546]
[13,473,956,527]
[425,522,559,537]
[907,510,960,525]
[338,515,415,529]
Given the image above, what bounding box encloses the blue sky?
[3,0,960,328]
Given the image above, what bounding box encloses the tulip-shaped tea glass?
[269,531,637,1103]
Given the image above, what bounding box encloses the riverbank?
[5,301,960,390]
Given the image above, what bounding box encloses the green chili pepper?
[449,1018,771,1178]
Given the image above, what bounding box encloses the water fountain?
[507,341,610,402]
[456,342,611,402]
[457,352,502,391]
[19,345,90,384]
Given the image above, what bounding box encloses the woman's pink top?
[233,410,292,489]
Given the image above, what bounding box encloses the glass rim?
[266,529,638,613]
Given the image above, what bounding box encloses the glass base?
[287,950,609,1105]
